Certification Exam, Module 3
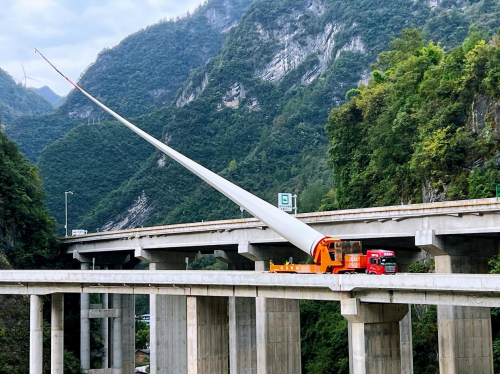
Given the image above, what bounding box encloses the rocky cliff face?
[257,22,342,83]
[101,191,154,231]
[35,0,500,233]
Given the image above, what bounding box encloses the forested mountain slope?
[5,0,253,162]
[326,27,500,208]
[0,68,53,124]
[38,0,500,235]
[0,119,84,372]
[31,86,65,108]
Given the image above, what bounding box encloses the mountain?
[0,68,53,124]
[0,121,83,373]
[30,86,65,108]
[5,0,253,162]
[35,0,500,236]
[326,27,500,208]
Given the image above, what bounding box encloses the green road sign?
[278,193,293,212]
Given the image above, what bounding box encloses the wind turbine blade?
[26,77,40,82]
[21,62,26,78]
[34,48,334,257]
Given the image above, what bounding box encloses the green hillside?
[326,26,500,207]
[37,0,500,235]
[5,0,253,162]
[0,68,53,124]
[31,86,65,108]
[0,118,84,372]
[0,119,58,269]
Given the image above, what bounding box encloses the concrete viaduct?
[9,198,500,374]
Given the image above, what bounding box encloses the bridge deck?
[62,198,500,243]
[1,270,500,308]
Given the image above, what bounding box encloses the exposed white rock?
[301,65,322,85]
[255,23,270,41]
[149,88,166,98]
[68,105,93,119]
[307,0,325,16]
[164,133,172,144]
[176,73,210,107]
[206,0,240,31]
[257,22,341,84]
[429,0,440,9]
[221,22,238,33]
[101,191,153,231]
[422,180,446,203]
[222,82,246,109]
[358,69,371,87]
[471,95,500,134]
[157,154,166,167]
[247,97,261,111]
[335,36,366,60]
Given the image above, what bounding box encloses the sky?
[0,0,204,96]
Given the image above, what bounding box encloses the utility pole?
[293,194,298,216]
[65,191,73,237]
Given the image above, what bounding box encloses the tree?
[373,28,425,71]
[136,321,150,350]
[0,123,58,269]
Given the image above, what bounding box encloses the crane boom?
[35,48,338,259]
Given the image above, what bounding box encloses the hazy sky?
[0,0,204,96]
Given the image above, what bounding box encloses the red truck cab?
[366,250,397,275]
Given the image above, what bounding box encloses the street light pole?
[65,191,73,237]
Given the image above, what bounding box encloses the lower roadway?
[0,270,498,308]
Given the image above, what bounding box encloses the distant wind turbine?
[18,62,40,87]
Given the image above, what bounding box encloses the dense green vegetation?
[0,120,83,373]
[30,86,66,108]
[4,1,500,372]
[0,120,58,269]
[321,26,500,372]
[326,27,500,208]
[0,68,53,124]
[5,0,253,162]
[39,0,500,236]
[300,301,348,374]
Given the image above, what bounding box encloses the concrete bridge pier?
[122,293,135,374]
[416,230,496,373]
[30,295,43,374]
[138,249,201,374]
[341,298,408,374]
[220,243,304,374]
[80,262,91,371]
[51,293,64,374]
[399,309,413,374]
[256,297,301,374]
[100,292,109,369]
[229,297,257,373]
[112,294,123,373]
[187,295,229,374]
[74,255,134,374]
[30,294,65,374]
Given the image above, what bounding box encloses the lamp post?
[65,191,73,237]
